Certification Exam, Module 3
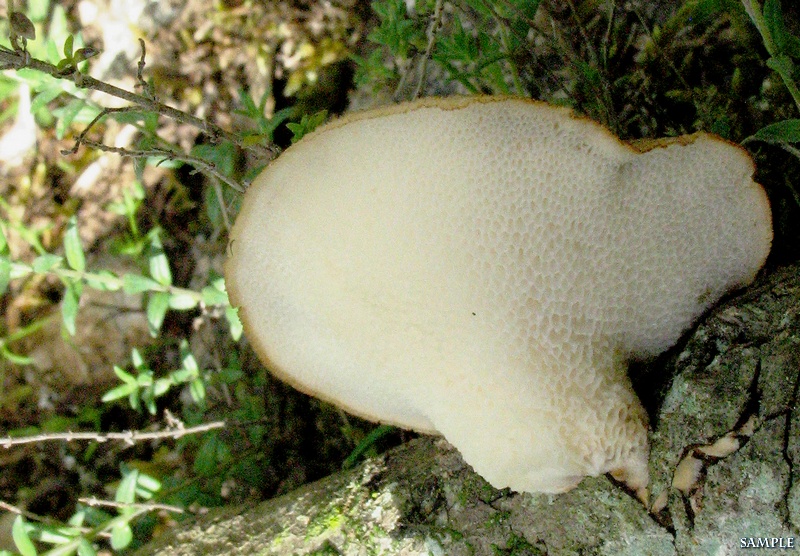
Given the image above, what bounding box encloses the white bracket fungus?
[224,96,772,497]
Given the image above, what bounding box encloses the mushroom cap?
[225,96,772,494]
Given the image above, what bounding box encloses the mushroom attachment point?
[224,97,772,496]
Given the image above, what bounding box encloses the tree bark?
[134,263,800,555]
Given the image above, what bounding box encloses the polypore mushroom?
[224,96,772,496]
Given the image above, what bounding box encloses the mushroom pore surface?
[225,96,772,495]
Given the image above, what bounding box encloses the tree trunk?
[134,263,800,555]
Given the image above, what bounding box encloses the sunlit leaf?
[190,378,206,404]
[77,537,97,556]
[110,522,133,550]
[61,280,82,335]
[111,365,136,384]
[147,230,172,286]
[122,273,161,294]
[180,341,199,374]
[63,34,74,58]
[32,254,63,273]
[225,305,242,341]
[201,284,228,306]
[153,378,172,397]
[0,255,10,296]
[136,472,161,494]
[101,382,138,403]
[146,291,170,336]
[116,468,138,504]
[64,216,85,272]
[11,516,37,556]
[168,291,198,310]
[85,270,122,291]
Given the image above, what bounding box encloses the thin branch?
[60,105,139,155]
[0,501,112,539]
[135,38,156,100]
[0,45,274,159]
[0,420,225,448]
[210,175,233,231]
[72,139,245,193]
[411,0,445,100]
[78,497,184,514]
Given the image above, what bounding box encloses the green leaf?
[64,216,85,272]
[190,378,206,404]
[110,522,133,551]
[146,291,170,336]
[225,305,243,341]
[170,368,193,382]
[201,284,228,306]
[116,468,139,503]
[63,35,74,59]
[343,424,396,469]
[143,388,157,414]
[764,0,786,53]
[122,273,161,294]
[286,110,328,143]
[26,0,49,21]
[73,47,99,64]
[236,88,259,118]
[168,291,198,310]
[112,365,136,384]
[194,434,228,475]
[12,516,37,556]
[153,377,172,397]
[507,0,541,21]
[136,472,161,493]
[77,537,97,556]
[32,253,63,273]
[191,141,237,179]
[31,85,64,114]
[181,344,199,375]
[110,109,159,131]
[147,230,172,286]
[368,0,419,57]
[0,255,10,296]
[84,270,121,291]
[766,54,795,81]
[745,119,800,144]
[101,382,138,403]
[0,225,8,253]
[56,98,87,139]
[62,280,81,335]
[131,348,145,369]
[35,525,73,544]
[10,261,33,280]
[136,370,154,387]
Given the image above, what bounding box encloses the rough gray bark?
[134,263,800,555]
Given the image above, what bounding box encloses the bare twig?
[0,420,225,448]
[135,38,156,100]
[411,0,445,100]
[0,500,113,539]
[210,175,233,231]
[60,105,139,155]
[0,45,274,159]
[71,139,245,193]
[78,497,185,514]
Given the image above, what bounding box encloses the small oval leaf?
[64,216,86,272]
[146,291,170,336]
